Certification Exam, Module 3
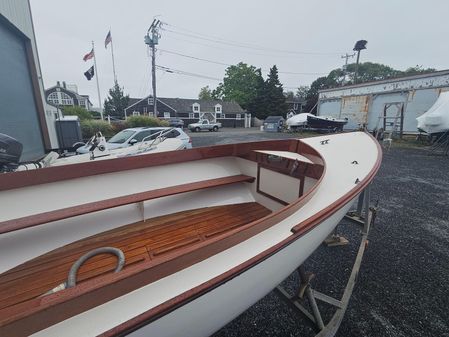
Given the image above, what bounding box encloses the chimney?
[62,81,66,89]
[57,81,60,87]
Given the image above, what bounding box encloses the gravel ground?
[188,128,449,337]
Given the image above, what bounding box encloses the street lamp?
[353,40,367,84]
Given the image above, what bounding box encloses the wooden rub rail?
[0,174,255,235]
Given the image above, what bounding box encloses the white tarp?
[286,113,314,127]
[417,91,449,134]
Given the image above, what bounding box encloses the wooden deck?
[0,202,271,310]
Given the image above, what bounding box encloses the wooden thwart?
[0,174,255,235]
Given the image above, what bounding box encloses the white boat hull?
[128,201,353,337]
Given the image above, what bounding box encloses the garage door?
[0,19,44,161]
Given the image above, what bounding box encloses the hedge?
[80,120,115,139]
[125,116,169,128]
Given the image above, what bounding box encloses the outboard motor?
[0,133,23,172]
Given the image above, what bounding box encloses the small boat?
[286,113,315,130]
[417,91,449,136]
[307,114,348,131]
[14,129,185,170]
[0,132,381,337]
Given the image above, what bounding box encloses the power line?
[156,65,222,81]
[158,48,327,75]
[162,23,343,56]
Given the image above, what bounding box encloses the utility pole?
[341,53,355,85]
[145,19,162,117]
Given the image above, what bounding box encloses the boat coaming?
[0,132,381,337]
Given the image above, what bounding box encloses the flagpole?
[92,40,103,120]
[110,29,117,83]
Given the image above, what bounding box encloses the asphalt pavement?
[188,128,449,337]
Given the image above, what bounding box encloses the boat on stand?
[0,131,381,337]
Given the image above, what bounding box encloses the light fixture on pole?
[353,40,367,84]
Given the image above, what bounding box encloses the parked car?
[76,127,192,154]
[188,119,222,132]
[167,118,184,128]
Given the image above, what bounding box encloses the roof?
[264,116,285,123]
[319,69,449,93]
[125,96,245,113]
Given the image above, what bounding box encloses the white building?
[0,0,59,160]
[318,70,449,134]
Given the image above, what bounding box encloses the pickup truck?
[188,119,222,132]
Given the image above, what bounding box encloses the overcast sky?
[30,0,449,108]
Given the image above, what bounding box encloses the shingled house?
[124,96,249,127]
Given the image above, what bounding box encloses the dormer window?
[215,104,222,113]
[192,103,200,112]
[148,97,154,105]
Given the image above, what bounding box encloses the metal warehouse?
[317,70,449,133]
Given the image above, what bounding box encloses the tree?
[104,82,130,118]
[303,62,438,113]
[284,91,295,100]
[212,62,264,110]
[295,86,309,101]
[256,65,288,119]
[62,106,93,120]
[198,86,213,100]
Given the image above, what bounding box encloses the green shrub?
[125,116,169,128]
[80,120,114,139]
[63,106,93,121]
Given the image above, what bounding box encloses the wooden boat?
[0,131,381,337]
[307,115,348,131]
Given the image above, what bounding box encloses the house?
[45,81,93,110]
[286,97,306,115]
[124,96,250,127]
[0,0,60,160]
[263,116,285,132]
[318,69,449,133]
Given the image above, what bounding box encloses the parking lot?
[189,128,449,337]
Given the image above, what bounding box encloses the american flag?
[83,49,94,61]
[105,31,112,49]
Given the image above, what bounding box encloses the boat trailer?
[274,184,377,337]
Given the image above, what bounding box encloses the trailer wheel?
[213,126,218,132]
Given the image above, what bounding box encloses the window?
[222,114,226,118]
[194,113,199,118]
[132,130,154,142]
[60,92,73,105]
[215,104,222,113]
[143,107,147,114]
[294,103,298,110]
[192,103,200,112]
[148,97,154,105]
[108,130,136,144]
[189,113,194,119]
[165,130,180,138]
[216,113,222,118]
[164,112,170,118]
[236,114,241,120]
[78,99,85,107]
[47,92,59,105]
[132,111,140,116]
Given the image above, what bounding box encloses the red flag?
[83,49,94,61]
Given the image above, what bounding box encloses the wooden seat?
[0,174,255,235]
[0,202,270,310]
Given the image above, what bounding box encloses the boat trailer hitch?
[42,247,125,296]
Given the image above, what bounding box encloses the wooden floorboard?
[0,202,271,310]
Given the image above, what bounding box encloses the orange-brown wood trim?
[0,159,324,337]
[0,175,255,235]
[0,139,295,192]
[98,134,382,337]
[0,138,328,336]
